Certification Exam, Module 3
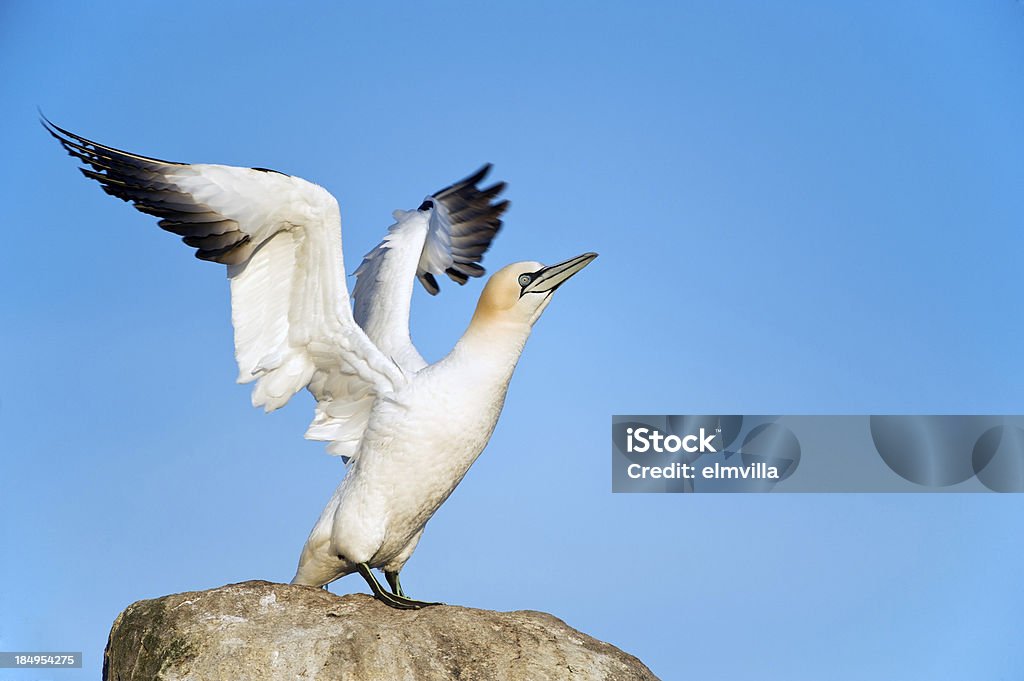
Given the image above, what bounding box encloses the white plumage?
[46,118,596,608]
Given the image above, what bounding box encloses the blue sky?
[2,2,1023,679]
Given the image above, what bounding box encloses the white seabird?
[45,118,596,609]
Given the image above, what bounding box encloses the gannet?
[45,117,597,609]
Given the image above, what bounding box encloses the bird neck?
[442,314,532,388]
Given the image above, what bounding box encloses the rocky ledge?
[103,580,658,680]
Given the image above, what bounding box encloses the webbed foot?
[357,563,442,610]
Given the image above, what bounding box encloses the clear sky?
[2,2,1023,679]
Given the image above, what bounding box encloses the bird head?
[472,252,598,327]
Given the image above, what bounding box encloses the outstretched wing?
[352,165,508,370]
[44,117,405,459]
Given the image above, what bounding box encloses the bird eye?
[518,274,532,287]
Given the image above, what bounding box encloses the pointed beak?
[521,252,598,296]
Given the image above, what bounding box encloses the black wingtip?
[251,166,289,176]
[420,272,440,296]
[39,112,82,145]
[40,116,183,167]
[445,267,469,286]
[39,109,64,142]
[464,163,492,186]
[38,107,56,130]
[417,162,511,294]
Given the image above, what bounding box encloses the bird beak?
[522,252,598,295]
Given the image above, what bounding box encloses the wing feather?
[417,164,509,295]
[45,117,404,457]
[352,166,509,371]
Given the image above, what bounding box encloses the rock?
[103,580,658,681]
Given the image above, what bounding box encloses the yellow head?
[471,252,598,328]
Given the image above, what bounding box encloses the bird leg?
[356,563,441,610]
[385,570,405,598]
